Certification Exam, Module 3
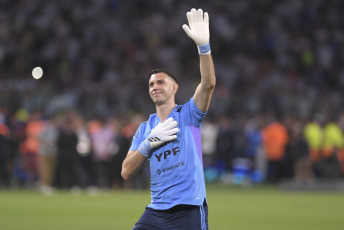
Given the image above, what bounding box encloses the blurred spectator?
[20,110,44,187]
[244,116,265,183]
[75,114,95,189]
[7,110,26,187]
[303,114,324,165]
[54,111,79,189]
[286,120,314,184]
[90,116,117,189]
[262,116,289,183]
[201,119,219,167]
[38,116,58,194]
[322,119,344,159]
[215,116,235,172]
[317,116,343,178]
[338,112,344,175]
[107,117,126,189]
[0,117,10,187]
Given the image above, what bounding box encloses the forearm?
[122,118,179,180]
[199,54,216,90]
[121,150,146,180]
[193,54,216,112]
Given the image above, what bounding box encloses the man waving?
[122,8,216,230]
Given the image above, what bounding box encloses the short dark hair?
[149,69,178,84]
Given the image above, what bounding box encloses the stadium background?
[0,0,344,229]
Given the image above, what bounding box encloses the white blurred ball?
[32,67,43,79]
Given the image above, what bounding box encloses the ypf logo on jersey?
[154,147,180,162]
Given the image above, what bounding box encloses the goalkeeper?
[121,8,216,230]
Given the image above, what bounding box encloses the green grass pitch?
[0,183,343,230]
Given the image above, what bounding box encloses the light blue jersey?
[130,98,207,210]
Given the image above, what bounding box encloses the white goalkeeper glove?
[138,117,179,157]
[182,8,211,55]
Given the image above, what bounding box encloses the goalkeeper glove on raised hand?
[138,117,179,157]
[182,8,211,55]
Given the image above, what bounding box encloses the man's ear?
[172,83,179,94]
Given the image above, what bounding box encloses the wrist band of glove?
[138,139,151,157]
[197,43,211,55]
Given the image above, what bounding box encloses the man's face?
[149,73,178,105]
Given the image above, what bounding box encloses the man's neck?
[156,102,176,122]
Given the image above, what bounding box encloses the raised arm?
[182,8,216,112]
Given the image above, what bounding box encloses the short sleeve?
[129,123,145,151]
[181,98,207,127]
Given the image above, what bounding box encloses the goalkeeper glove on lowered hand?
[182,8,211,55]
[138,117,179,157]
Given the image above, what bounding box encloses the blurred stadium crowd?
[1,0,344,192]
